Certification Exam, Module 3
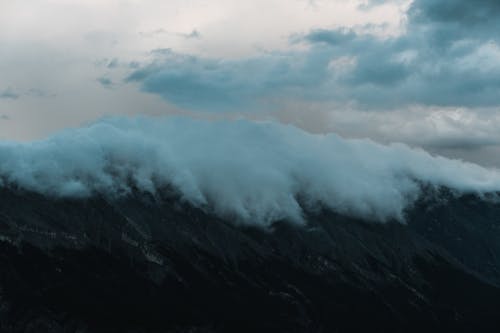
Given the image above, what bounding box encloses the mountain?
[1,186,500,332]
[2,117,500,332]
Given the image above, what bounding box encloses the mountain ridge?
[1,186,500,332]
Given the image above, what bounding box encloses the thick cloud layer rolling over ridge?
[1,116,500,226]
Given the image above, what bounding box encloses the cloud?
[107,58,119,68]
[298,28,357,45]
[139,28,201,40]
[2,116,500,226]
[0,89,19,100]
[97,77,113,88]
[184,29,201,39]
[128,0,500,111]
[0,0,407,141]
[127,48,333,112]
[26,88,54,98]
[267,102,500,167]
[2,0,499,170]
[0,87,55,100]
[358,0,406,11]
[303,0,500,108]
[408,0,500,31]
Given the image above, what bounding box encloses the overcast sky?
[1,0,500,166]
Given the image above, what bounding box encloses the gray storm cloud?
[121,0,500,168]
[129,0,500,111]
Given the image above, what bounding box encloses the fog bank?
[1,116,499,225]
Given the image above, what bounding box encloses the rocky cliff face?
[1,187,500,332]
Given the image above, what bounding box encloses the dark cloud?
[184,29,200,39]
[107,58,119,68]
[0,89,19,100]
[304,0,500,108]
[407,0,500,47]
[0,88,54,100]
[97,77,113,88]
[423,137,500,151]
[409,0,500,26]
[127,49,332,111]
[138,28,168,38]
[302,29,357,45]
[128,62,140,70]
[128,0,500,111]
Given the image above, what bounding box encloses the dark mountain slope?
[1,187,500,332]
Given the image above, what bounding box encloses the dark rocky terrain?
[1,186,500,332]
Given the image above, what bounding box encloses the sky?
[1,0,500,166]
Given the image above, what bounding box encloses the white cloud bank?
[1,116,499,226]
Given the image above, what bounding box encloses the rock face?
[1,187,500,332]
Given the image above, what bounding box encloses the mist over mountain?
[3,0,500,331]
[1,117,500,332]
[1,117,500,225]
